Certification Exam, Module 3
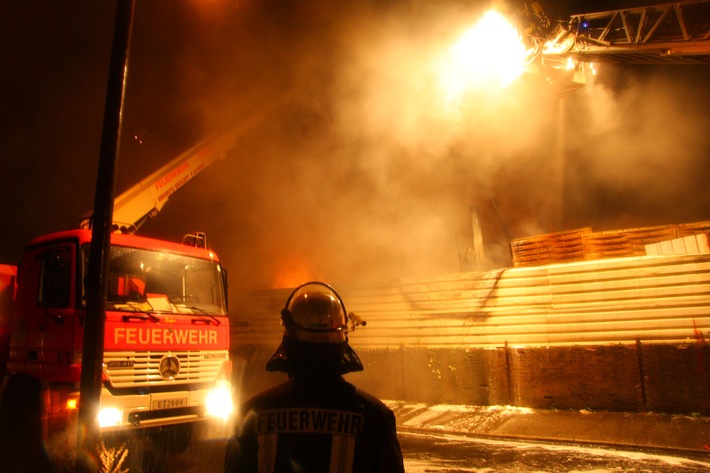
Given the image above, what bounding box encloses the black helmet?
[266,282,363,375]
[281,282,348,343]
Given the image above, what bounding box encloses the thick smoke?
[133,1,710,291]
[2,1,708,294]
[563,65,710,230]
[149,0,564,290]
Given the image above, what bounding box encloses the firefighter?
[224,281,405,473]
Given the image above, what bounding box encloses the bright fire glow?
[272,257,317,288]
[439,10,526,100]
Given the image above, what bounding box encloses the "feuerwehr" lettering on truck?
[114,327,219,346]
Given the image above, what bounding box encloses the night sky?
[2,0,709,294]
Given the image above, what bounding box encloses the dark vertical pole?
[504,340,513,405]
[76,1,135,472]
[636,337,647,409]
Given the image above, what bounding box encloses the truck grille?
[103,350,228,388]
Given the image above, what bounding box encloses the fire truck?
[0,120,261,454]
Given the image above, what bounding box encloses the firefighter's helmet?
[281,282,348,343]
[266,281,363,374]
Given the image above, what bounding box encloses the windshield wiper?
[120,302,159,322]
[122,313,160,322]
[188,306,221,325]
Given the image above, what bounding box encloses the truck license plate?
[153,398,187,410]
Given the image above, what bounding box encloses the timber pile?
[510,220,710,267]
[508,227,590,266]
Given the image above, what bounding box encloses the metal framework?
[543,0,710,64]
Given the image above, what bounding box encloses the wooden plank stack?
[510,220,710,267]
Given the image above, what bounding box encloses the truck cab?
[5,229,232,447]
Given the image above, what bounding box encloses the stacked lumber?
[510,220,710,267]
[509,228,590,267]
[581,224,678,260]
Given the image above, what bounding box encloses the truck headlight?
[205,380,233,420]
[98,407,123,427]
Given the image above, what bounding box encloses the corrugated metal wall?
[232,253,710,350]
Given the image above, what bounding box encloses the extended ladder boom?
[111,127,236,233]
[541,0,710,64]
[79,95,288,233]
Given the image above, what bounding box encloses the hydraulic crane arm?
[79,96,288,234]
[110,126,239,234]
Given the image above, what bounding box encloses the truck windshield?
[82,245,226,316]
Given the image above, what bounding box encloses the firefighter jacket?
[224,374,405,473]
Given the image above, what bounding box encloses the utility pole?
[76,1,135,471]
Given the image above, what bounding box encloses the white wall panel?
[232,254,710,350]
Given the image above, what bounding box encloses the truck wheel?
[0,374,53,472]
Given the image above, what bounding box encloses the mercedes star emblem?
[159,355,180,380]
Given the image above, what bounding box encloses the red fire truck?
[0,124,251,454]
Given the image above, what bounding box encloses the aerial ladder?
[531,0,710,64]
[520,0,710,93]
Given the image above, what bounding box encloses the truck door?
[12,243,77,379]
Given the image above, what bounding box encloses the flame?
[271,257,317,288]
[438,10,526,101]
